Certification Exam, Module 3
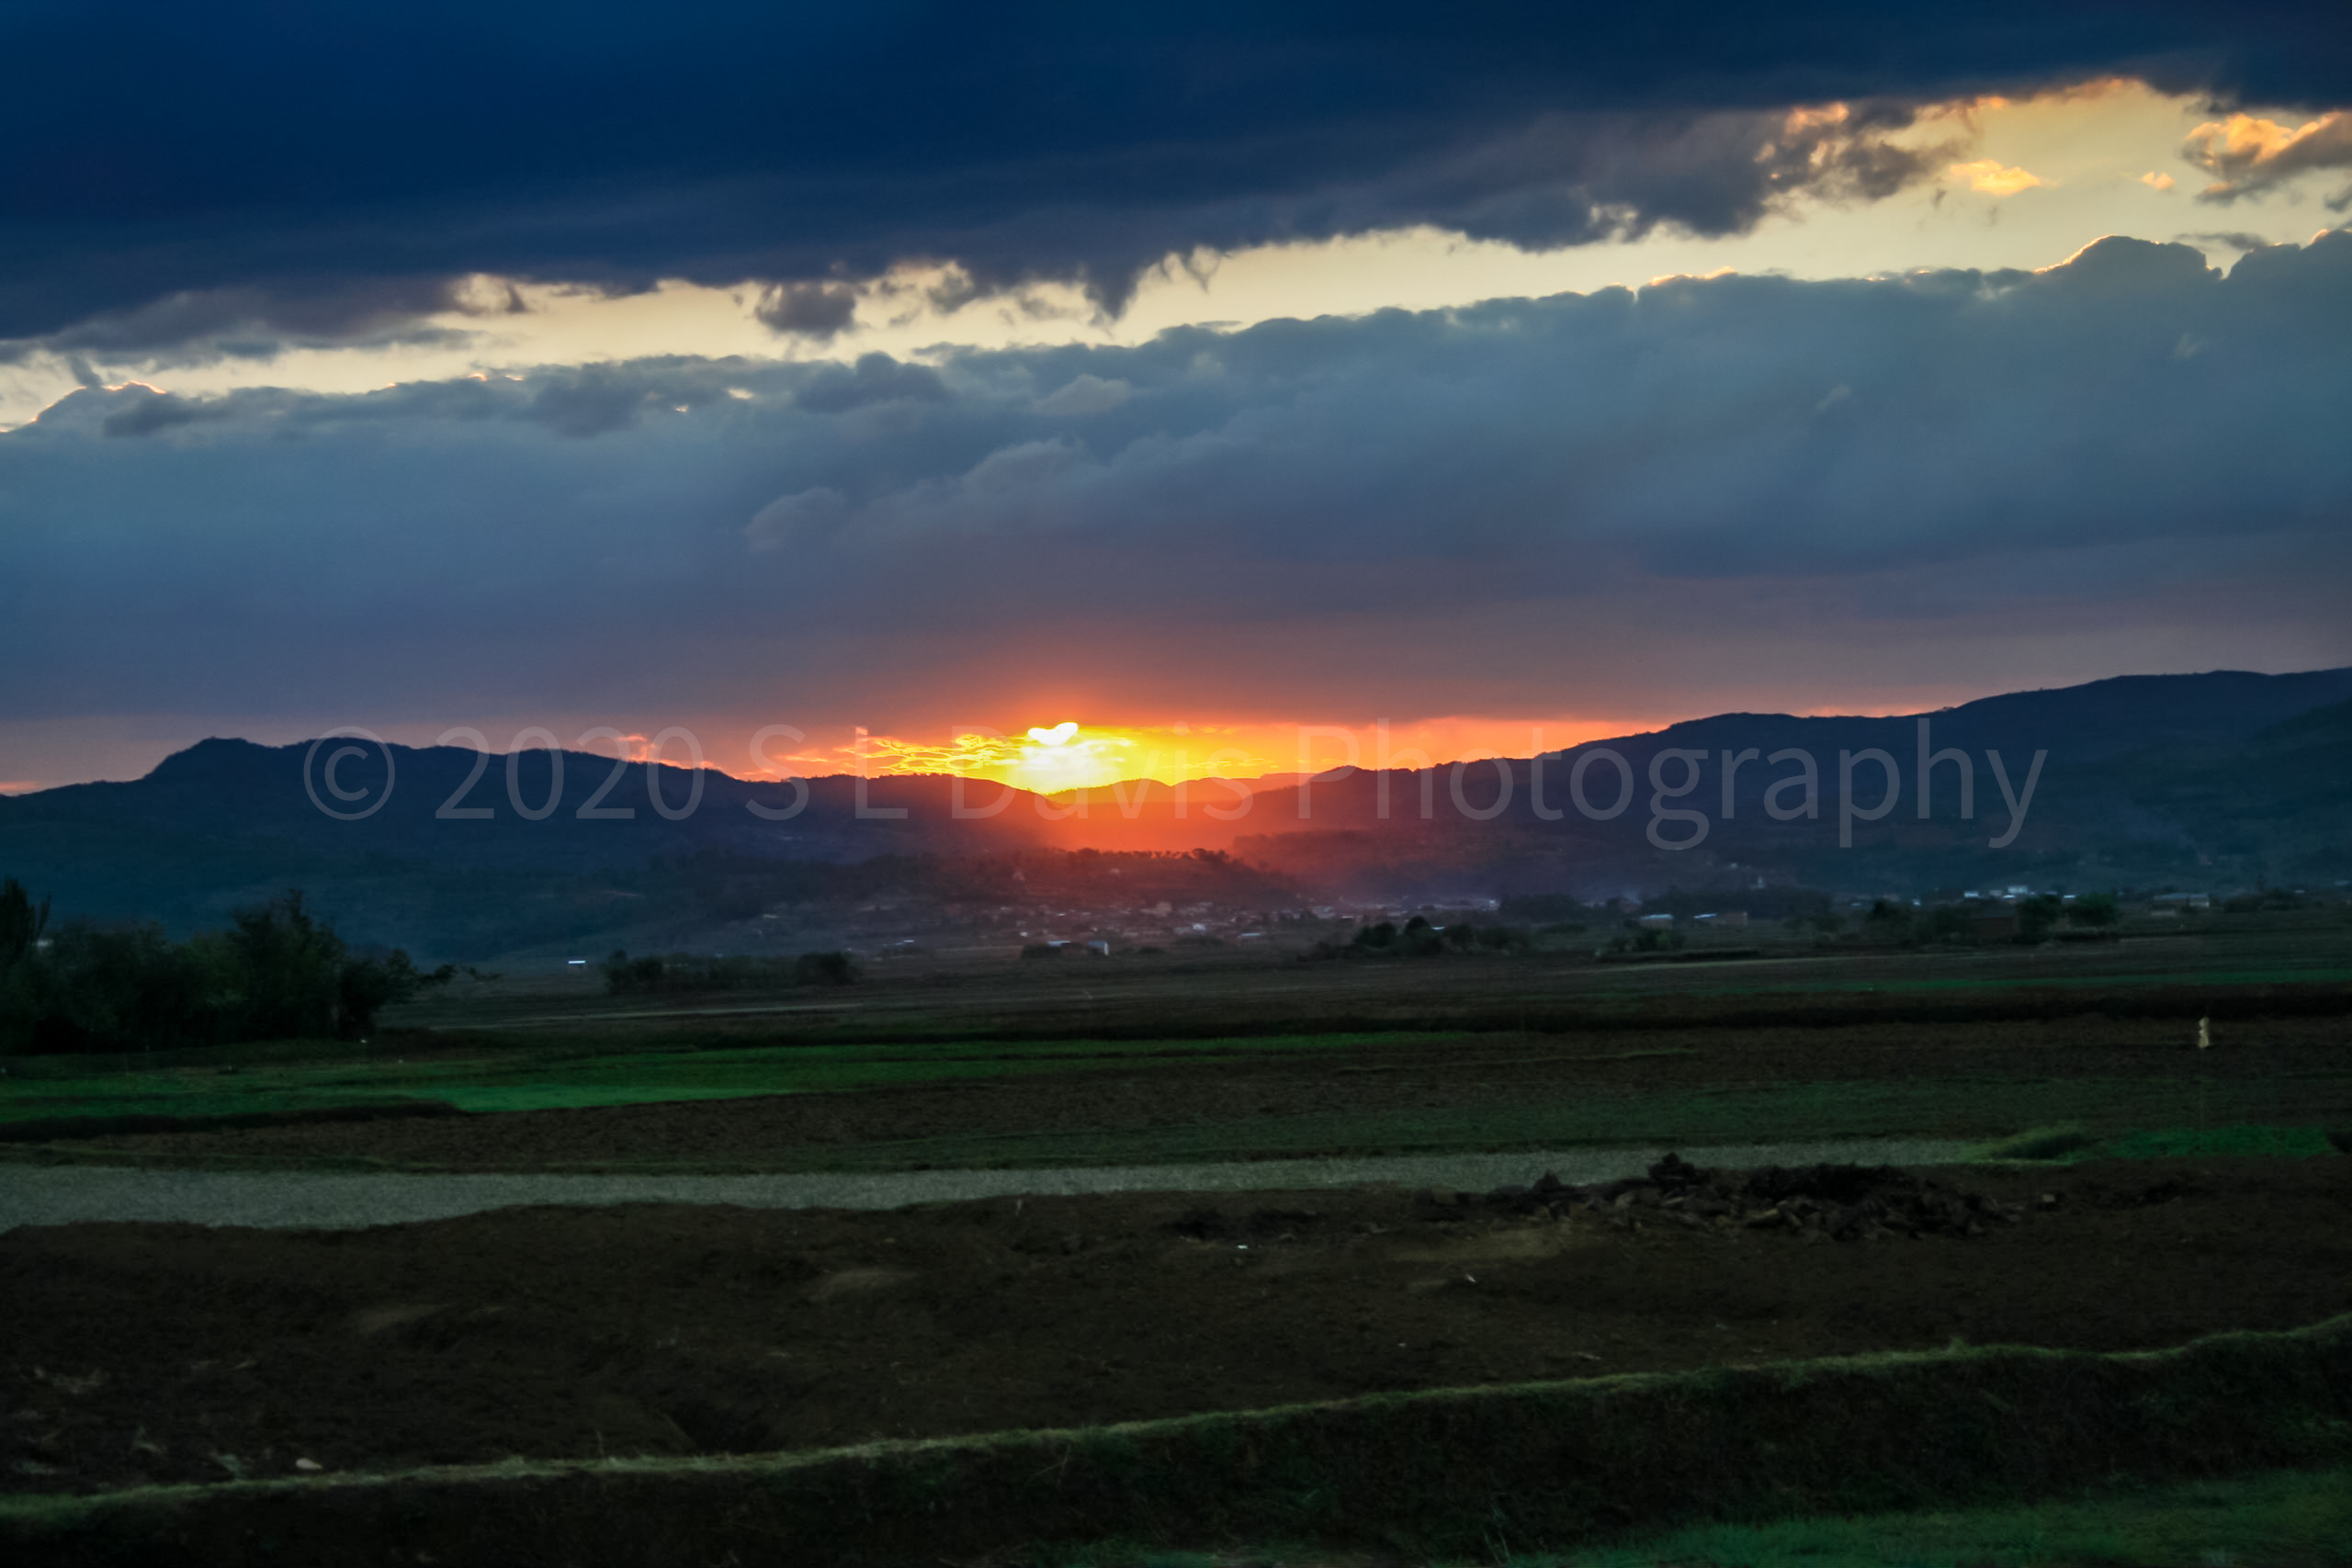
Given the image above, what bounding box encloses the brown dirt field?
[5,1155,2347,1495]
[40,1016,2352,1172]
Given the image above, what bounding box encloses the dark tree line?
[600,948,856,995]
[0,881,450,1055]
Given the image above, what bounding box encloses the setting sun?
[846,716,1647,795]
[861,722,1269,793]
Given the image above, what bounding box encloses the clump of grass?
[1975,1122,2096,1161]
[2101,1124,2342,1161]
[1524,1464,2352,1568]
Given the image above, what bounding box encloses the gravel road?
[0,1140,1975,1230]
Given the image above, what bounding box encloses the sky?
[3,4,2349,794]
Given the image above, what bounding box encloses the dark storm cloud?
[753,282,863,340]
[0,278,485,368]
[3,231,2346,725]
[2,2,2347,352]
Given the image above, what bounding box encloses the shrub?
[2073,891,2120,929]
[2016,894,2065,942]
[794,950,856,986]
[1862,899,1915,945]
[0,877,50,970]
[1978,1123,2097,1161]
[604,948,856,991]
[1917,906,1978,944]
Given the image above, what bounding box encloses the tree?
[2073,892,2120,929]
[223,890,349,1039]
[1863,899,1914,944]
[0,877,50,971]
[339,949,451,1036]
[0,886,444,1054]
[2015,894,2065,942]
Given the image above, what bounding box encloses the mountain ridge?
[3,667,2346,955]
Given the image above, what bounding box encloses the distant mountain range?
[3,667,2346,958]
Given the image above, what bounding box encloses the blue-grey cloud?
[1,3,2347,352]
[2,231,2346,731]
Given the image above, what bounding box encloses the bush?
[1475,923,1532,952]
[602,948,856,992]
[0,877,50,970]
[2074,891,2120,929]
[602,950,669,992]
[1977,1123,2097,1161]
[1917,906,1978,944]
[794,950,856,986]
[2016,894,2065,942]
[1862,899,1915,944]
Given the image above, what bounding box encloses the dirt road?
[0,1139,1972,1229]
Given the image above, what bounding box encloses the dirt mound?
[1458,1153,2023,1241]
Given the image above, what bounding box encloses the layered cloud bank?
[3,231,2346,773]
[4,2,2348,364]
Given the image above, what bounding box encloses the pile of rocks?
[1454,1153,2024,1243]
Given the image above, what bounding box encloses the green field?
[1544,1467,2352,1568]
[0,1031,1448,1124]
[6,1030,2346,1172]
[1075,1469,2352,1568]
[6,930,2347,1170]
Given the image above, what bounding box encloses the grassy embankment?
[6,1317,2348,1567]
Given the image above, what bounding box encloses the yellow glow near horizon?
[863,723,1271,793]
[850,716,1647,793]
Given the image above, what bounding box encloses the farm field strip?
[377,929,2352,1039]
[0,1137,1983,1229]
[6,1190,2347,1560]
[0,1031,1464,1127]
[9,1069,2345,1177]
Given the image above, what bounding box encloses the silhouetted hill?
[0,739,1069,951]
[1235,669,2352,902]
[3,668,2346,952]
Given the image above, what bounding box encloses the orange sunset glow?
[848,716,1646,794]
